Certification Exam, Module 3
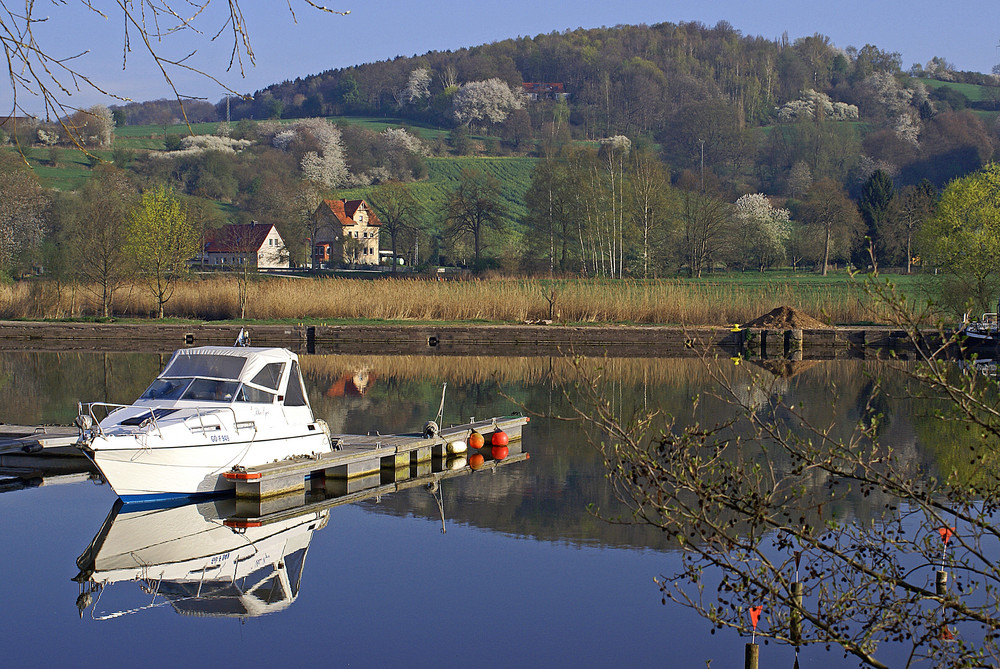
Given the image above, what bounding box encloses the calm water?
[0,352,938,667]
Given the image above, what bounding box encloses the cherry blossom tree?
[732,193,791,271]
[451,79,525,129]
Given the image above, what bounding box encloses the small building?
[199,222,289,270]
[521,82,569,101]
[311,199,382,268]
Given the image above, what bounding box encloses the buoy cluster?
[463,428,510,469]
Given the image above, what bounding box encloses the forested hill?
[175,21,994,190]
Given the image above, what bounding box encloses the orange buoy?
[491,445,509,461]
[469,431,485,449]
[491,430,509,447]
[469,453,485,470]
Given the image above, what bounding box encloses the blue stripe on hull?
[118,490,227,509]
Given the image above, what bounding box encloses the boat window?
[250,363,285,391]
[283,548,308,596]
[283,361,308,407]
[181,379,239,402]
[140,378,193,401]
[236,384,276,403]
[247,573,287,606]
[162,354,246,380]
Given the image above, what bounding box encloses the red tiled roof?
[317,199,382,227]
[204,223,276,253]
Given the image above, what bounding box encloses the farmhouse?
[311,199,382,268]
[199,222,289,270]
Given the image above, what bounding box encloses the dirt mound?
[742,306,831,330]
[751,359,821,379]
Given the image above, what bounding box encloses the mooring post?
[761,329,775,358]
[790,581,804,644]
[745,642,759,669]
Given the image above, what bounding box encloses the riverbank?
[0,320,915,358]
[0,273,924,326]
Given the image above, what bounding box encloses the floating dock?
[0,424,100,492]
[223,415,529,503]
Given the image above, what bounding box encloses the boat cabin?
[138,347,311,414]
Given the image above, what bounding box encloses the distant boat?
[74,498,327,620]
[76,343,333,503]
[960,312,1000,350]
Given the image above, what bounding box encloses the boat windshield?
[140,378,192,401]
[139,378,239,403]
[162,354,246,381]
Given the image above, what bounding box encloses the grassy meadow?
[0,271,932,326]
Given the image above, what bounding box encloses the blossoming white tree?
[451,79,525,129]
[732,193,791,271]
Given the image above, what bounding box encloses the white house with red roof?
[311,199,381,268]
[199,222,289,270]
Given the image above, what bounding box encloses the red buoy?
[469,431,485,449]
[491,445,509,461]
[491,430,509,447]
[469,453,485,470]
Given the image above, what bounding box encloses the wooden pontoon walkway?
[223,415,529,502]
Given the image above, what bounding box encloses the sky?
[7,0,1000,116]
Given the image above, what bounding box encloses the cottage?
[521,82,569,101]
[199,222,289,270]
[311,199,382,268]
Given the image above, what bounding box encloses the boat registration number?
[211,434,231,443]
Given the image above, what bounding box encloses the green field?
[919,78,996,102]
[339,156,537,230]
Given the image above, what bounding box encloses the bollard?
[937,570,948,596]
[745,642,759,669]
[761,329,775,358]
[790,581,804,644]
[786,328,804,355]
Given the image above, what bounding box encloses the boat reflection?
[74,498,327,620]
[73,446,528,621]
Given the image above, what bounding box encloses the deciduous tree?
[368,182,423,272]
[919,163,1000,314]
[72,167,138,317]
[444,168,506,266]
[126,187,200,318]
[798,179,861,275]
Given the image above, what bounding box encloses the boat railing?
[185,406,254,436]
[84,403,163,438]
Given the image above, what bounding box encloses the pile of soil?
[751,359,820,379]
[742,306,831,330]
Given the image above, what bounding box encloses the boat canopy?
[161,347,298,384]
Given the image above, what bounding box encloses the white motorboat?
[75,498,328,619]
[76,343,333,502]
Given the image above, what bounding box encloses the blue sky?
[9,0,1000,115]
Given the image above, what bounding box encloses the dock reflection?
[73,445,528,621]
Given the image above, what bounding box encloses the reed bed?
[0,275,921,325]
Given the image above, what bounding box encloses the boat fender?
[423,421,439,438]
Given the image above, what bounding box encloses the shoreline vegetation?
[0,272,930,327]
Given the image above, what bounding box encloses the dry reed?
[0,276,906,325]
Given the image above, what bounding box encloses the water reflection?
[72,444,528,622]
[74,498,325,620]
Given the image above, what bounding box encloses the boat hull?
[85,431,331,501]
